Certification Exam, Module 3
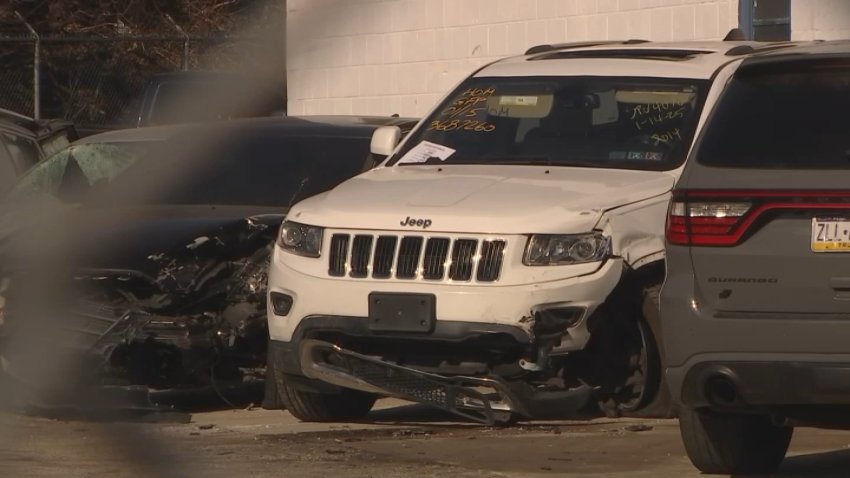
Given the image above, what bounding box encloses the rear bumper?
[661,258,850,410]
[669,359,850,409]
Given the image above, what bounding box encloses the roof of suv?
[476,40,813,80]
[737,39,850,67]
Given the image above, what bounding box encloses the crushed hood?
[288,165,676,234]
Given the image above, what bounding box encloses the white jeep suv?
[266,38,803,424]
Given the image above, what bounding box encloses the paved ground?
[4,398,850,477]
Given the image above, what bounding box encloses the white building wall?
[791,0,850,40]
[286,0,739,117]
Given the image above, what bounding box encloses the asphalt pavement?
[4,398,850,477]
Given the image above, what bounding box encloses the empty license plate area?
[812,217,850,252]
[368,293,435,333]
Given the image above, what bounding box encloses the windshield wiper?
[478,156,608,168]
[470,155,553,166]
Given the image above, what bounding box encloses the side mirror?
[370,126,401,157]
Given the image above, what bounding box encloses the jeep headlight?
[523,233,610,266]
[278,221,323,258]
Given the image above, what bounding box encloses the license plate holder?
[812,217,850,252]
[368,293,435,333]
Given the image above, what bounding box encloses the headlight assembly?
[278,221,323,258]
[523,233,610,266]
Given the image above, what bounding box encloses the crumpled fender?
[596,191,671,271]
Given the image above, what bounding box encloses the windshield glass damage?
[390,76,707,171]
[10,142,148,203]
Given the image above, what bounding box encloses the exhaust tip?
[705,375,739,407]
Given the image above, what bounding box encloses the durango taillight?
[666,197,752,246]
[668,189,850,247]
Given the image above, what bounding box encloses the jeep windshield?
[389,76,707,171]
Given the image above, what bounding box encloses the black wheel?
[679,407,792,474]
[277,374,376,422]
[595,283,674,418]
[625,283,674,417]
[261,342,284,410]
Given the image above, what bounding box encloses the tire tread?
[679,407,792,474]
[276,372,376,422]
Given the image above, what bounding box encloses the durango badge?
[400,216,432,228]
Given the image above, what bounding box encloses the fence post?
[15,11,40,119]
[165,15,190,71]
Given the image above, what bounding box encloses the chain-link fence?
[0,16,35,117]
[0,33,284,129]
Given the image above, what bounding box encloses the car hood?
[289,165,677,234]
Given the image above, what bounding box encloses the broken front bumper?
[296,339,593,425]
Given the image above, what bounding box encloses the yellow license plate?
[812,217,850,252]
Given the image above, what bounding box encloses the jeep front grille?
[349,235,373,278]
[372,236,397,279]
[328,234,349,277]
[396,237,423,279]
[328,234,506,282]
[449,239,476,281]
[477,240,507,282]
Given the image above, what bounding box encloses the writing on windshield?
[430,87,498,133]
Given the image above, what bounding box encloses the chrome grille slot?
[476,240,506,282]
[328,234,350,277]
[422,238,450,280]
[396,237,424,279]
[449,239,477,281]
[349,235,373,278]
[372,236,397,279]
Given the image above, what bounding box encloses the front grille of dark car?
[328,234,506,282]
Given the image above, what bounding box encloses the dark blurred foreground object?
[135,72,287,126]
[77,71,288,137]
[0,108,79,192]
[0,115,417,413]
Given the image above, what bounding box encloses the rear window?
[697,61,850,169]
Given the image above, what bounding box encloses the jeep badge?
[400,216,432,229]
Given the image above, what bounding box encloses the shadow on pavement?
[734,449,850,478]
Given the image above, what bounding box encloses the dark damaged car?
[0,115,417,408]
[0,108,79,193]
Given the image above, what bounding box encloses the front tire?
[679,407,792,474]
[277,374,376,422]
[624,283,674,417]
[591,282,674,418]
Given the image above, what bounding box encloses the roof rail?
[725,42,800,56]
[723,28,747,41]
[524,39,649,56]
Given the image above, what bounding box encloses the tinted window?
[390,76,707,171]
[697,61,850,169]
[147,134,369,206]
